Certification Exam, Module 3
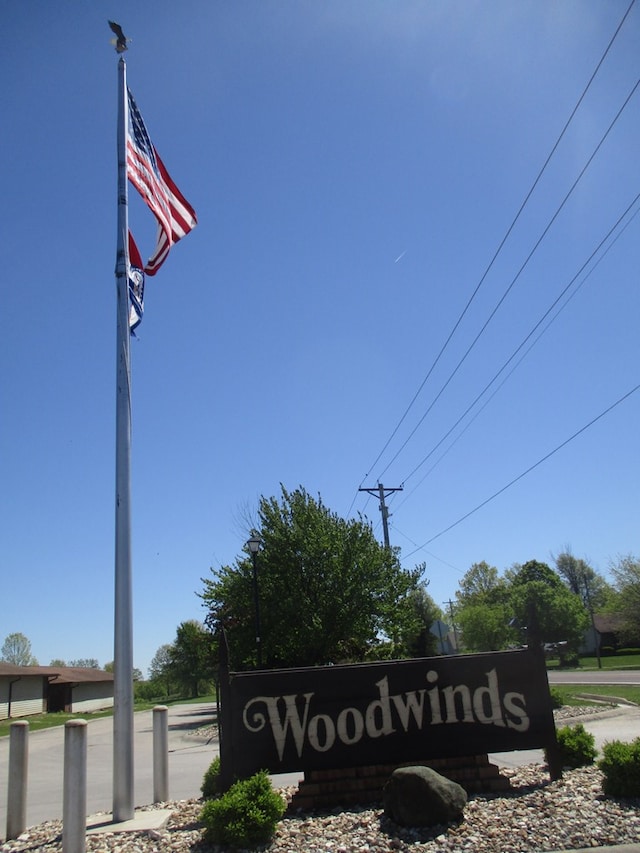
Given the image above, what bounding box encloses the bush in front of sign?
[201,756,222,800]
[549,687,564,710]
[548,723,597,769]
[599,738,640,797]
[199,770,286,846]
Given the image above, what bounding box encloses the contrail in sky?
[394,250,407,263]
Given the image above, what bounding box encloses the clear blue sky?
[2,1,638,676]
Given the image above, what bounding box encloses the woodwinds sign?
[218,640,560,786]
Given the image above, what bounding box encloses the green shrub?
[201,756,222,800]
[599,738,640,797]
[549,687,564,710]
[199,770,285,846]
[551,723,597,768]
[133,680,165,702]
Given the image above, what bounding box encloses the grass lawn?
[553,683,640,707]
[0,709,113,739]
[174,693,216,705]
[547,653,640,670]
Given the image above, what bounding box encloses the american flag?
[126,88,197,276]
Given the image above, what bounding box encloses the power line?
[397,200,640,506]
[377,75,640,482]
[354,189,639,526]
[358,0,637,487]
[397,189,640,487]
[388,191,640,557]
[403,382,640,557]
[378,193,640,528]
[388,188,640,527]
[390,524,465,574]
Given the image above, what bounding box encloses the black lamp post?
[247,536,263,668]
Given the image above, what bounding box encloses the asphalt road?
[548,670,640,685]
[1,672,639,841]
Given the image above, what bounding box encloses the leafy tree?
[103,660,143,682]
[169,620,216,698]
[148,643,175,693]
[554,549,588,594]
[454,562,514,652]
[1,633,38,666]
[148,644,173,679]
[453,559,592,655]
[553,549,614,611]
[400,584,442,658]
[455,561,503,606]
[201,485,422,669]
[510,560,589,659]
[609,554,640,645]
[68,658,100,669]
[456,601,517,652]
[49,658,67,667]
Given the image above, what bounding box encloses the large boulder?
[383,765,467,827]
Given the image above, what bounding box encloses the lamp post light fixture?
[246,536,263,668]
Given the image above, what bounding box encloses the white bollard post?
[153,705,169,803]
[63,720,87,853]
[6,720,29,841]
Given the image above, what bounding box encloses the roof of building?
[593,613,625,634]
[0,663,113,683]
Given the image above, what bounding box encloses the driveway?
[492,702,640,769]
[0,704,219,839]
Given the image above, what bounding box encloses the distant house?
[0,663,114,721]
[430,619,459,655]
[581,613,626,656]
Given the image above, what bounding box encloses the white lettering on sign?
[241,668,529,762]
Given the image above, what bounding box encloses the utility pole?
[583,573,602,670]
[359,483,403,549]
[446,599,459,653]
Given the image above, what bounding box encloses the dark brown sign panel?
[219,647,558,783]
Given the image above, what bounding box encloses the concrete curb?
[86,809,172,835]
[575,693,639,707]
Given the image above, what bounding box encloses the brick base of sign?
[287,755,511,811]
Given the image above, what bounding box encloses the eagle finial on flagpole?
[108,20,131,53]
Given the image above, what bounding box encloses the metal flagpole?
[113,54,135,823]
